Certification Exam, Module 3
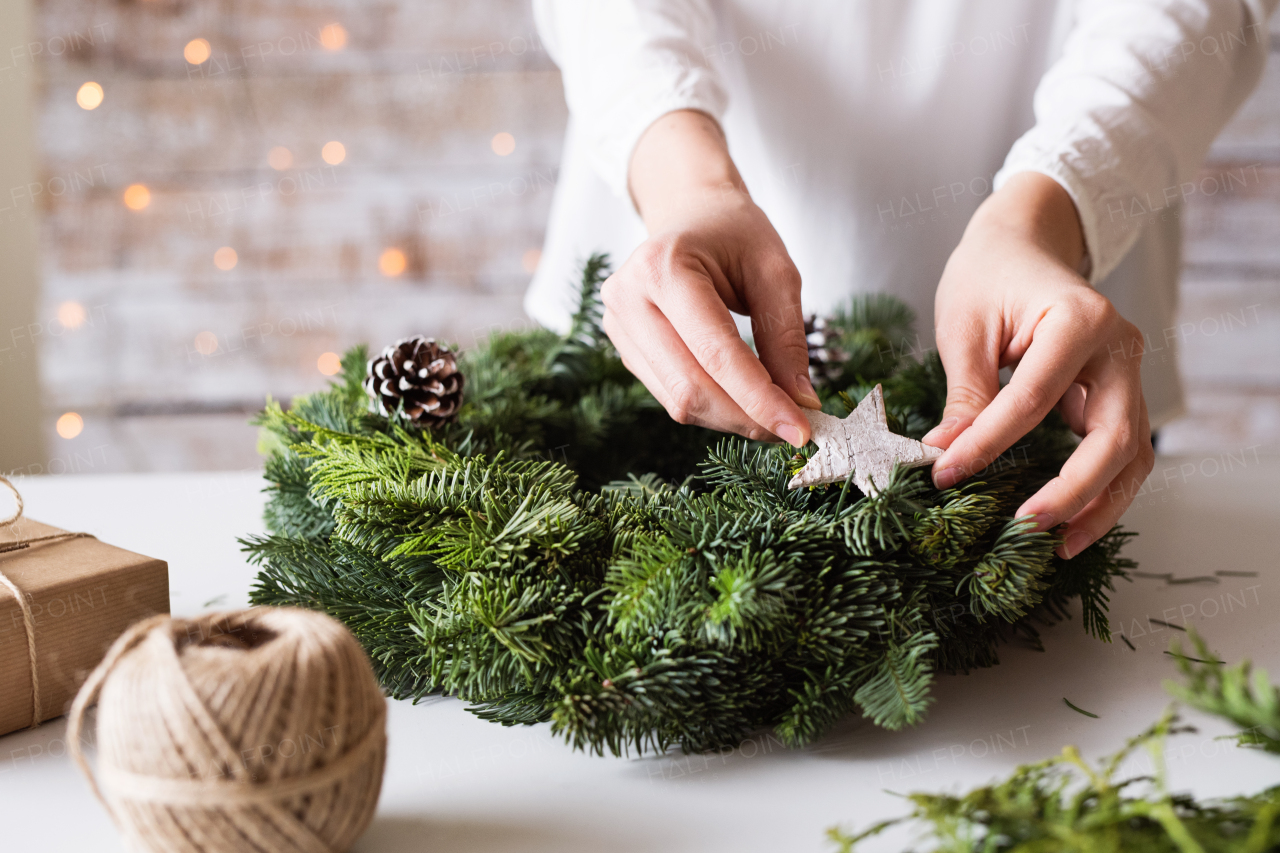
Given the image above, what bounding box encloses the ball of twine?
[68,607,387,853]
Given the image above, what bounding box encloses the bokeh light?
[378,248,407,277]
[322,141,346,165]
[268,146,293,170]
[56,412,84,439]
[183,38,211,65]
[491,132,515,156]
[317,352,342,375]
[194,331,219,355]
[214,247,238,270]
[76,82,104,110]
[57,301,87,330]
[521,248,541,274]
[320,24,348,50]
[123,184,151,210]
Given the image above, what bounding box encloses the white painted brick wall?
[25,1,1280,473]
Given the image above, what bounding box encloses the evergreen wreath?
[243,254,1137,757]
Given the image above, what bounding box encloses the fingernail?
[1061,531,1092,559]
[1028,513,1054,532]
[933,466,962,490]
[794,374,821,409]
[775,423,804,447]
[921,417,959,446]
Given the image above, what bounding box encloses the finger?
[603,303,774,440]
[741,257,821,410]
[1054,402,1154,559]
[1014,361,1144,532]
[649,273,811,446]
[924,312,1001,458]
[1055,382,1087,436]
[933,312,1091,489]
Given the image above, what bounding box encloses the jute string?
[0,474,95,727]
[68,607,387,853]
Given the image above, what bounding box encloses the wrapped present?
[0,478,169,737]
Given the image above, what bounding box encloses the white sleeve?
[994,0,1277,284]
[533,0,729,199]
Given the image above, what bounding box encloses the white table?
[3,457,1278,852]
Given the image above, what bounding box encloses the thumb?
[923,323,1000,455]
[747,259,822,412]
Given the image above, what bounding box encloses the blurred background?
[1,1,1278,477]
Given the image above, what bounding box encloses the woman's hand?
[923,172,1155,559]
[602,110,820,446]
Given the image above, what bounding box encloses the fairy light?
[213,247,238,270]
[56,412,84,439]
[76,82,103,110]
[268,147,293,170]
[123,184,151,210]
[57,301,87,330]
[183,38,211,64]
[322,141,346,165]
[491,132,515,156]
[320,24,348,50]
[317,352,342,375]
[378,248,407,277]
[194,331,219,355]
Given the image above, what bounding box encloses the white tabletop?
[2,456,1278,852]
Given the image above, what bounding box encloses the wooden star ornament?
[786,384,943,495]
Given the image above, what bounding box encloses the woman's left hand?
[922,172,1155,559]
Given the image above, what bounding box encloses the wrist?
[966,172,1085,271]
[629,109,748,232]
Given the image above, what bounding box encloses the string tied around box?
[67,607,388,853]
[0,474,96,727]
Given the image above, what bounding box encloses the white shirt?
[526,0,1275,429]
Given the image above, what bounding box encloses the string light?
[322,141,346,165]
[123,184,151,210]
[194,331,219,355]
[317,352,342,375]
[320,24,348,50]
[76,82,103,110]
[214,247,238,270]
[183,38,211,64]
[521,248,541,274]
[268,147,293,170]
[56,412,84,439]
[57,301,87,330]
[378,248,407,277]
[491,132,515,156]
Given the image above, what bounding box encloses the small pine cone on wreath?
[363,336,465,426]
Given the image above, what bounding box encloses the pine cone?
[805,314,845,388]
[363,336,465,426]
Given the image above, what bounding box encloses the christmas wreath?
[244,255,1136,757]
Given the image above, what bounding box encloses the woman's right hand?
[602,110,820,446]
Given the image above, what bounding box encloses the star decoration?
[786,384,944,495]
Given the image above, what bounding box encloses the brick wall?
[23,2,1280,474]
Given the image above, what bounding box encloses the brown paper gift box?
[0,517,169,737]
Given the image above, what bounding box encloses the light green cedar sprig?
[1165,629,1280,754]
[244,253,1137,756]
[829,633,1280,853]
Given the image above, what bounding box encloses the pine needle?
[1063,697,1099,718]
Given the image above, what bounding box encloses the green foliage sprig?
[830,630,1280,852]
[244,254,1135,757]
